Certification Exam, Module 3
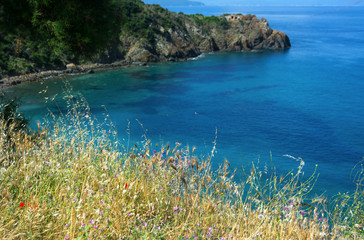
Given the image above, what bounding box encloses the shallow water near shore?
[4,6,364,196]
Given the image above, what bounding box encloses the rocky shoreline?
[0,56,208,88]
[0,60,131,88]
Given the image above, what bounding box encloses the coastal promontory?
[0,0,290,85]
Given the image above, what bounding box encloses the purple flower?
[76,188,79,191]
[65,235,70,239]
[174,206,179,211]
[94,225,98,229]
[114,173,117,178]
[289,202,294,206]
[89,219,95,224]
[184,236,188,239]
[72,198,77,203]
[101,200,104,205]
[88,190,93,194]
[65,223,69,228]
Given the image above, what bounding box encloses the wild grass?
[0,95,363,239]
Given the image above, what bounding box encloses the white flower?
[258,214,264,220]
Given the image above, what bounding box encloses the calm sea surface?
[4,6,364,196]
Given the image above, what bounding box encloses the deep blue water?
[4,6,364,196]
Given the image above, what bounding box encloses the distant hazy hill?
[143,0,205,6]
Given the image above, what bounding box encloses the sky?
[180,0,363,6]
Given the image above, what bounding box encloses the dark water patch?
[125,70,149,80]
[152,83,191,95]
[242,85,281,92]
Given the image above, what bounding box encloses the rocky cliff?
[100,7,290,64]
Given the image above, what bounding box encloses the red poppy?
[19,202,25,207]
[176,197,179,200]
[125,183,128,189]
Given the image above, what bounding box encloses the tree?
[0,0,120,59]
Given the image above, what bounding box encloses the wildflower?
[114,173,117,178]
[72,198,77,203]
[65,235,70,239]
[159,187,163,190]
[208,227,213,233]
[101,200,104,205]
[76,188,79,191]
[94,225,98,229]
[89,190,93,194]
[125,183,128,189]
[19,202,25,207]
[65,223,69,228]
[258,214,264,220]
[184,236,188,239]
[174,206,179,211]
[89,219,95,225]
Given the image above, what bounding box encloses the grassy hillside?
[0,94,363,239]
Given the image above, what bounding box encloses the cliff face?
[103,10,290,64]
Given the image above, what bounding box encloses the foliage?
[0,91,363,239]
[0,0,120,76]
[1,0,119,58]
[190,14,230,30]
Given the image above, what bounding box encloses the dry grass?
[0,97,363,240]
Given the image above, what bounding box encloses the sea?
[3,6,364,197]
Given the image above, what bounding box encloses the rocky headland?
[0,3,290,87]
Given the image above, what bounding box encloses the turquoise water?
[4,6,364,196]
